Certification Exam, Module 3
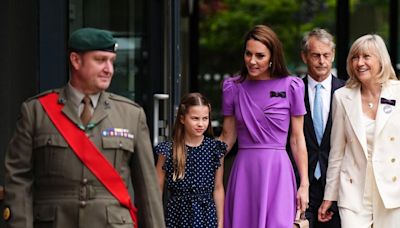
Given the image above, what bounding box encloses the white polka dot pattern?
[154,137,226,227]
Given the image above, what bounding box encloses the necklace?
[368,102,374,109]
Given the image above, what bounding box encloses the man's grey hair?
[301,28,335,53]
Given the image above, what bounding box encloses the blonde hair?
[172,93,213,181]
[346,34,397,88]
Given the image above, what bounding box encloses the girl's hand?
[296,184,309,212]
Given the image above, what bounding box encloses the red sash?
[39,93,137,228]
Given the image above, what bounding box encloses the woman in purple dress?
[220,25,309,227]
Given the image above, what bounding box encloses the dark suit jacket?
[287,75,344,228]
[287,75,345,188]
[303,76,345,187]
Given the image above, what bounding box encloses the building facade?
[1,1,400,226]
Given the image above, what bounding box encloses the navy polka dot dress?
[155,136,226,228]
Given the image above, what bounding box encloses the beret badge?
[3,207,11,221]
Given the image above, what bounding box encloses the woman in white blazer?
[317,34,400,227]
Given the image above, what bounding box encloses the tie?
[313,84,323,180]
[80,95,92,126]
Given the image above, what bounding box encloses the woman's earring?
[269,61,272,67]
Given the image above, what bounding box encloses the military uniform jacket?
[4,87,165,228]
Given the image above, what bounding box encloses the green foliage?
[198,0,338,125]
[199,0,337,75]
[197,0,392,126]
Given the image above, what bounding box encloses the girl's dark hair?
[238,25,290,82]
[172,93,213,180]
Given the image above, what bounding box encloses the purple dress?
[223,76,306,228]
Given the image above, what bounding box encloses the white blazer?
[324,80,400,212]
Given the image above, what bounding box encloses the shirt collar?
[66,83,100,108]
[307,74,332,91]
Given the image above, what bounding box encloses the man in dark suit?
[292,28,344,228]
[4,28,165,228]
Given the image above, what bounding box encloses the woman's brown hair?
[238,25,290,82]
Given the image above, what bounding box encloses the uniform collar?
[66,83,100,109]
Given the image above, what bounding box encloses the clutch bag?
[293,209,309,228]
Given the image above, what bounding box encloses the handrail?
[153,94,169,146]
[0,185,4,200]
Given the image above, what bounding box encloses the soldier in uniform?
[3,28,165,228]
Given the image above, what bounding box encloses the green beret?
[68,28,118,53]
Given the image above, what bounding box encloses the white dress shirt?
[307,75,332,132]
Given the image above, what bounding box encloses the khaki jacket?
[4,87,165,228]
[324,80,400,212]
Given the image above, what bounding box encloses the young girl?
[155,92,226,228]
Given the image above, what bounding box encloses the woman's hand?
[219,116,237,152]
[318,200,334,222]
[291,115,309,213]
[296,184,309,212]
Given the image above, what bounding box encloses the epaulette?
[107,92,141,108]
[26,88,61,102]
